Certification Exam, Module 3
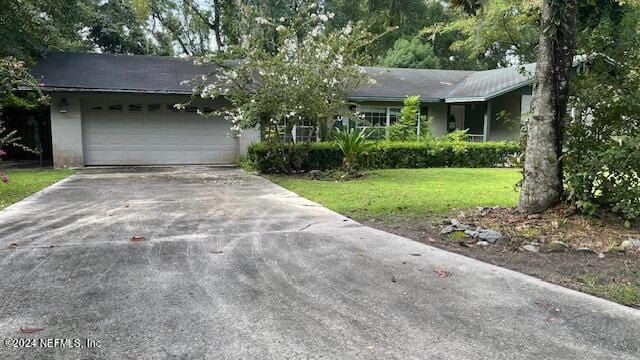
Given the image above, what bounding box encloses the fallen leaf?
[433,268,452,278]
[8,243,17,249]
[131,236,145,242]
[428,237,436,243]
[20,327,44,334]
[390,275,397,283]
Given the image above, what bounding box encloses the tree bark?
[517,0,577,214]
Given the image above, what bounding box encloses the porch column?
[483,100,492,142]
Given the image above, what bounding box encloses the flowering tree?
[190,3,379,144]
[0,57,44,183]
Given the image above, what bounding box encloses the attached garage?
[82,100,236,166]
[31,53,260,168]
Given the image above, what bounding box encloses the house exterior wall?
[49,92,258,168]
[50,93,84,167]
[488,93,523,141]
[238,128,261,156]
[428,102,448,137]
[352,101,449,137]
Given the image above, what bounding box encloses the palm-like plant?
[333,127,371,176]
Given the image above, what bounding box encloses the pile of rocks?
[440,219,503,246]
[520,238,640,256]
[615,238,640,252]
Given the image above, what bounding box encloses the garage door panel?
[83,106,236,165]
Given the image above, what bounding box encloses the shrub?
[248,140,521,173]
[388,95,420,141]
[333,127,372,175]
[565,136,640,222]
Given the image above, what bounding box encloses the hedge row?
[247,141,522,173]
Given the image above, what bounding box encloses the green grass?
[0,169,75,210]
[269,168,521,219]
[582,272,640,308]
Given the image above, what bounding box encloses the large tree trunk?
[518,0,577,214]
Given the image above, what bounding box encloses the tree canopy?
[379,38,440,69]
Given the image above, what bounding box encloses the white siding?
[49,93,257,167]
[51,94,84,167]
[428,102,448,137]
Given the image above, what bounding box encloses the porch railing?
[466,134,486,142]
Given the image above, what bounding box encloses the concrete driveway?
[0,167,638,359]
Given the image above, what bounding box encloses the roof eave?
[445,79,534,103]
[349,96,443,103]
[20,86,193,95]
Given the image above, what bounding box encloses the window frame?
[355,105,422,140]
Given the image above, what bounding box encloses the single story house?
[31,52,535,168]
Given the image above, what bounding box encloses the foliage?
[388,95,421,141]
[426,0,542,67]
[138,0,226,56]
[248,140,522,173]
[0,0,93,61]
[0,58,47,111]
[324,0,447,59]
[0,119,38,184]
[440,129,469,143]
[333,127,372,175]
[191,4,376,143]
[564,2,640,221]
[248,142,343,174]
[449,0,484,15]
[88,0,164,55]
[379,38,440,69]
[566,137,640,222]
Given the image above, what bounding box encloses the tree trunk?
[518,0,577,214]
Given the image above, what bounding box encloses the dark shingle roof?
[444,63,536,102]
[32,52,535,101]
[31,52,216,94]
[358,64,535,103]
[353,67,474,102]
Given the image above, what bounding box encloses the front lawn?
[269,168,521,219]
[0,169,75,210]
[268,168,640,308]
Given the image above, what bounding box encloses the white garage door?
[83,101,237,165]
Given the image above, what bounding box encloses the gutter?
[348,96,443,103]
[16,86,193,95]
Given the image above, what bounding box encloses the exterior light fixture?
[59,98,68,113]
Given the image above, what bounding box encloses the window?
[357,106,388,140]
[185,106,198,113]
[147,104,162,112]
[295,119,316,143]
[128,104,142,112]
[388,108,401,125]
[87,102,103,112]
[108,103,123,111]
[167,104,180,112]
[355,106,421,140]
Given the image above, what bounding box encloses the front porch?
[272,91,527,144]
[445,102,493,142]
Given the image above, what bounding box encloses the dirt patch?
[362,208,640,308]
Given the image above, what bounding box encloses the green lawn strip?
[0,169,75,210]
[581,271,640,308]
[269,168,521,219]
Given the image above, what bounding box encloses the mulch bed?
[361,206,640,308]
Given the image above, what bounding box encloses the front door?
[449,105,465,132]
